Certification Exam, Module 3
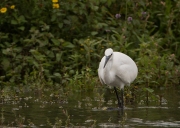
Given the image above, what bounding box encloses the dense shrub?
[0,0,180,91]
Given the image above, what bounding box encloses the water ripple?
[129,118,180,127]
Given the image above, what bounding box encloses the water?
[1,86,180,127]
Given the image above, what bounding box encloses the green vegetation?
[0,0,180,99]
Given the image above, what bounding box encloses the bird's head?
[104,48,113,68]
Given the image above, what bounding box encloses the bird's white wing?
[116,65,132,85]
[114,52,138,85]
[98,56,105,85]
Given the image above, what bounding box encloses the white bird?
[98,48,138,108]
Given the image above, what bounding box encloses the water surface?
[1,86,180,127]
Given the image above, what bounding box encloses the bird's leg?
[121,89,124,108]
[114,87,122,108]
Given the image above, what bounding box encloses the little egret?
[98,48,138,108]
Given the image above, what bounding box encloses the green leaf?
[56,53,63,61]
[92,6,99,11]
[13,47,22,53]
[91,31,98,36]
[63,20,71,24]
[51,39,60,46]
[100,0,107,4]
[18,15,26,23]
[29,49,37,53]
[39,40,48,47]
[107,0,112,6]
[51,15,57,22]
[58,23,63,28]
[33,61,39,68]
[62,42,75,48]
[18,26,25,31]
[46,51,54,58]
[1,58,10,70]
[11,20,18,25]
[54,73,61,77]
[144,87,154,93]
[10,76,15,82]
[2,48,11,55]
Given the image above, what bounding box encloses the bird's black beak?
[103,55,112,68]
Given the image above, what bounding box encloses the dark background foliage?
[0,0,180,90]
